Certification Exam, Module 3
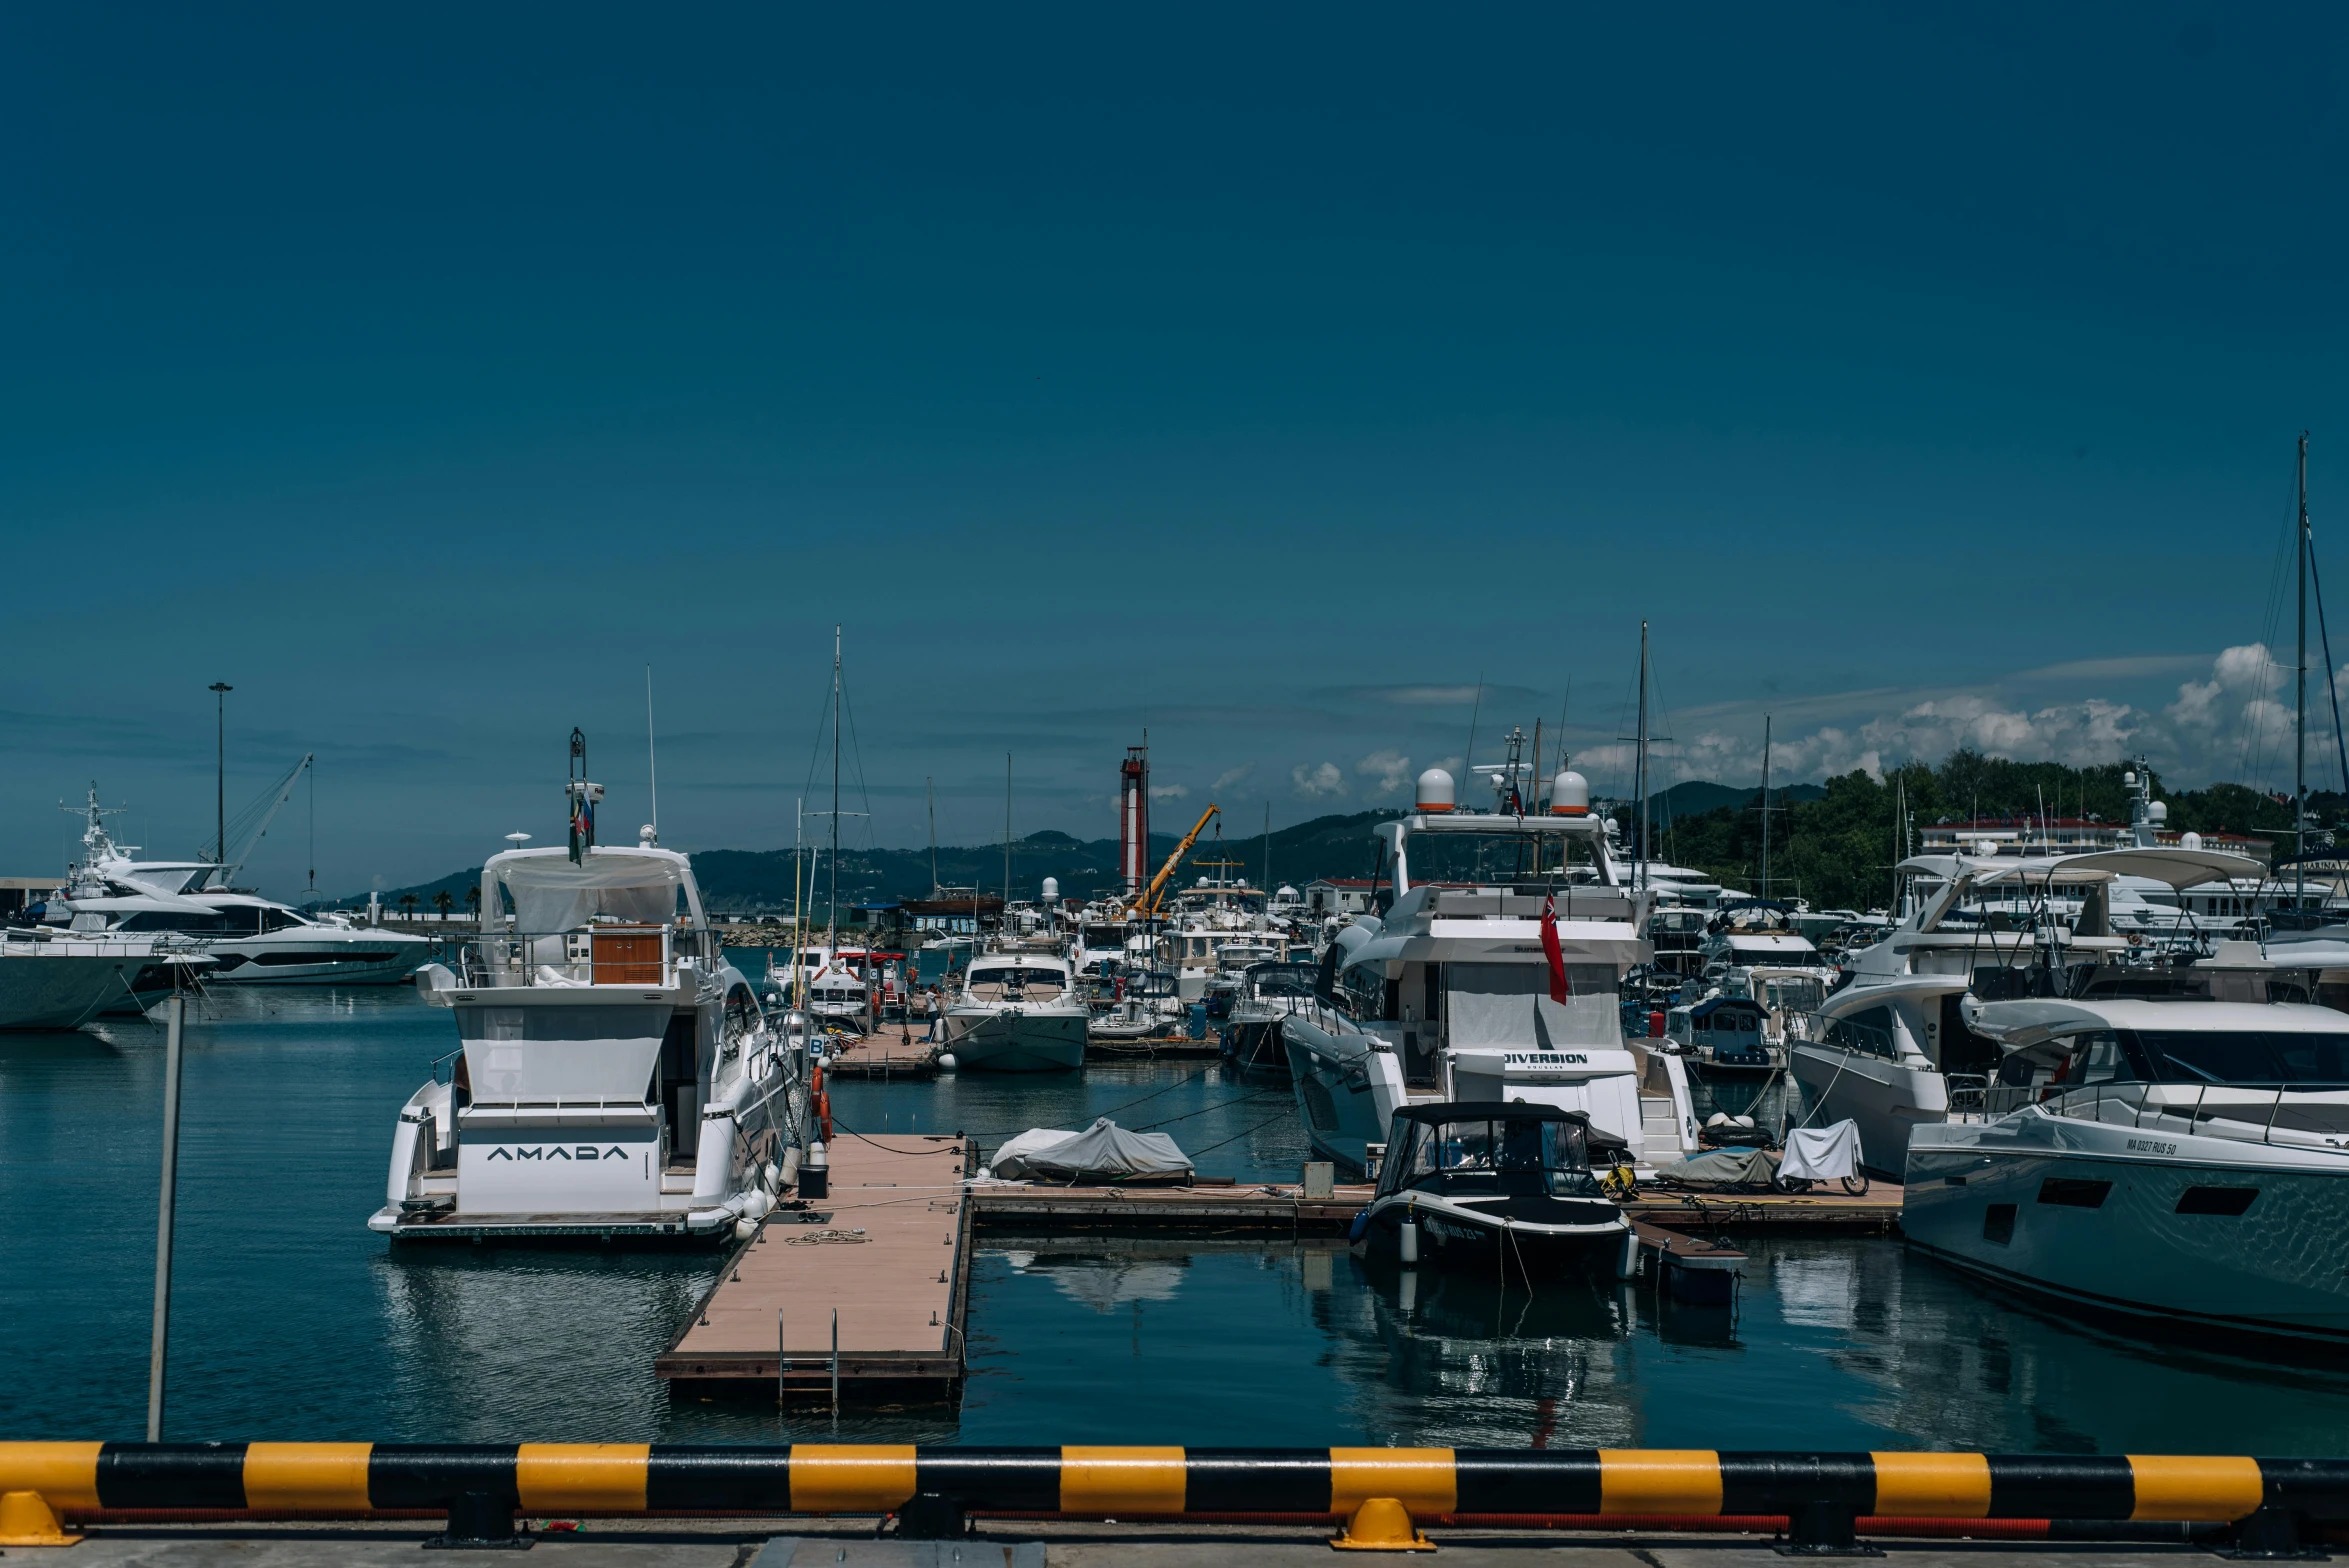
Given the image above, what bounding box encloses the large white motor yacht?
[47,789,428,985]
[1793,846,2259,1174]
[369,836,800,1244]
[1905,995,2349,1343]
[944,949,1089,1071]
[0,927,211,1029]
[1281,766,1699,1176]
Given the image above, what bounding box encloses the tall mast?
[1634,621,1649,893]
[209,682,232,884]
[1760,714,1773,899]
[928,776,939,896]
[2298,433,2311,899]
[830,625,841,943]
[1004,753,1013,910]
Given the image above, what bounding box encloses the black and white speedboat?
[1355,1101,1631,1276]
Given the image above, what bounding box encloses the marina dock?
[656,1133,975,1400]
[819,1034,943,1079]
[969,1180,1902,1236]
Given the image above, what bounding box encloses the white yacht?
[1282,766,1699,1176]
[803,961,873,1034]
[0,927,211,1029]
[370,832,800,1244]
[1793,846,2261,1174]
[944,949,1089,1071]
[1699,899,1838,1047]
[47,788,428,985]
[1905,995,2349,1343]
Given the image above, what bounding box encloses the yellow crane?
[1130,803,1220,919]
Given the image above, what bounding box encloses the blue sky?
[6,3,2347,896]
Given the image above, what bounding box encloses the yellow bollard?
[1329,1496,1434,1552]
[0,1490,82,1547]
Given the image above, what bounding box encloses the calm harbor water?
[5,985,2348,1452]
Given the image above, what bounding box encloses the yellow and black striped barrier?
[2,1443,2341,1550]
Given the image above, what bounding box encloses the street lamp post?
[208,683,232,885]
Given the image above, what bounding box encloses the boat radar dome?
[639,823,658,847]
[1550,769,1592,816]
[2149,800,2168,825]
[1042,876,1059,901]
[1415,767,1456,813]
[2181,831,2203,850]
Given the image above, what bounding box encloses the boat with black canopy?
[1353,1100,1632,1276]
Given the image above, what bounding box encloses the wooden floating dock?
[656,1133,974,1401]
[1083,1035,1221,1061]
[816,1033,942,1079]
[970,1180,1903,1236]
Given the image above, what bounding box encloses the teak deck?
[655,1133,974,1400]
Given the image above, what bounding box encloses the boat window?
[1248,964,1318,998]
[2036,1176,2110,1208]
[2124,1028,2349,1085]
[118,911,231,934]
[2072,1030,2133,1084]
[1827,1006,1898,1059]
[2175,1186,2258,1216]
[1338,961,1387,1019]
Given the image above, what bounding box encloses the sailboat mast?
[928,776,939,895]
[1634,620,1650,893]
[830,625,841,944]
[2299,433,2311,899]
[1004,753,1012,910]
[1760,714,1772,899]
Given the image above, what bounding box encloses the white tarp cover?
[1445,962,1619,1049]
[989,1117,1194,1181]
[1656,1146,1780,1188]
[1780,1119,1861,1182]
[489,849,685,933]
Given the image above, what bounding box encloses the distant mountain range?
[349,781,1817,914]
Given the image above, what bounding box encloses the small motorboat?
[1354,1101,1632,1276]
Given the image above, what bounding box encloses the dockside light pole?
[146,992,187,1441]
[209,683,232,885]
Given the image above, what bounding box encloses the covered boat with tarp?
[989,1117,1194,1183]
[1354,1101,1630,1275]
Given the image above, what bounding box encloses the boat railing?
[1971,1080,2349,1146]
[450,925,720,989]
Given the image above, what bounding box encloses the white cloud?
[1212,764,1255,793]
[1149,782,1189,800]
[1291,761,1347,799]
[1354,749,1413,795]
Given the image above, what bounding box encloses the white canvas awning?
[483,847,705,933]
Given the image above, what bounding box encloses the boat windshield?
[2124,1028,2349,1086]
[1247,963,1317,998]
[1379,1114,1605,1198]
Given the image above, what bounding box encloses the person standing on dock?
[925,987,942,1043]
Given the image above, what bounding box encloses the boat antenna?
[646,663,659,840]
[1004,752,1013,908]
[208,682,232,887]
[2298,432,2310,901]
[1634,622,1649,894]
[307,754,315,897]
[928,776,939,896]
[831,627,841,942]
[1462,673,1485,790]
[1759,714,1772,899]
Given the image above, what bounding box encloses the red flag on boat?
[1541,892,1571,1002]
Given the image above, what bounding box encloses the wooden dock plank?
[656,1133,971,1395]
[816,1035,942,1079]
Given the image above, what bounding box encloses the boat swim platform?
[657,1133,975,1401]
[1083,1036,1222,1060]
[967,1181,1902,1237]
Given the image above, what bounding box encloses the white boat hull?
[0,951,142,1030]
[206,934,430,985]
[1789,1040,1949,1175]
[945,1005,1088,1072]
[1282,1014,1404,1175]
[1906,1111,2349,1342]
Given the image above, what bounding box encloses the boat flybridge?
[1281,764,1699,1177]
[1793,845,2265,1175]
[371,831,801,1244]
[1905,993,2349,1343]
[47,786,428,985]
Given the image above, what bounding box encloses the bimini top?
[481,846,707,933]
[1898,848,2264,891]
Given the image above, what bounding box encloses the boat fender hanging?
[1347,1209,1371,1245]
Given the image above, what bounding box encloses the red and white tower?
[1119,742,1150,897]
